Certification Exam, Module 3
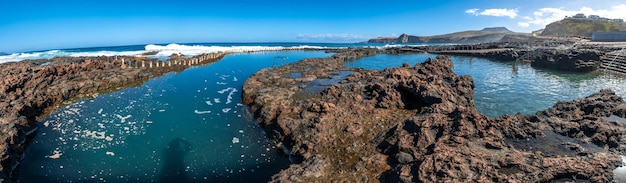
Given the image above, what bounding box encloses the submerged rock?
[243,49,626,182]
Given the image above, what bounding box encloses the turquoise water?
[346,54,626,117]
[19,51,333,183]
[19,51,626,182]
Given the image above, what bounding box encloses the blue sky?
[1,0,625,52]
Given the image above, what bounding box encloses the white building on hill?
[566,13,624,23]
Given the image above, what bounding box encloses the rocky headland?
[0,54,223,181]
[367,27,539,44]
[243,48,626,182]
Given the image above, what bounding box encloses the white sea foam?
[217,88,234,94]
[194,110,211,114]
[145,44,328,58]
[0,50,147,64]
[1,43,335,63]
[83,130,106,140]
[222,108,232,113]
[114,114,132,123]
[205,100,213,106]
[48,149,62,159]
[232,137,240,144]
[216,87,238,104]
[226,88,238,104]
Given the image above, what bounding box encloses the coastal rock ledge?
[242,49,626,182]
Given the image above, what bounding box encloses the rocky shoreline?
[0,54,223,181]
[243,48,626,182]
[1,43,624,182]
[424,41,626,73]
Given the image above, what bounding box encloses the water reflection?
[159,138,192,183]
[345,54,626,117]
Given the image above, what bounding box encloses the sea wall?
[430,46,604,72]
[528,49,602,72]
[0,54,223,182]
[243,49,626,182]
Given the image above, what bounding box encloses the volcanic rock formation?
[243,49,626,182]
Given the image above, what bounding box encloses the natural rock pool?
[345,53,626,117]
[19,51,333,182]
[19,51,626,182]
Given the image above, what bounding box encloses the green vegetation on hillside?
[541,19,626,38]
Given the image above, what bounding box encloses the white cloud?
[465,8,479,14]
[517,4,626,28]
[465,8,518,19]
[296,33,370,41]
[517,22,530,28]
[479,8,519,18]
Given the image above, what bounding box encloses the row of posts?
[117,52,227,69]
[427,45,480,52]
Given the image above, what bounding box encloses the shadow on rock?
[159,138,192,183]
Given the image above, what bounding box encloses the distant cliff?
[368,27,531,44]
[541,19,626,38]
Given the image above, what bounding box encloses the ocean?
[0,42,436,64]
[12,43,626,182]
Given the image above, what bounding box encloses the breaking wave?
[0,43,336,63]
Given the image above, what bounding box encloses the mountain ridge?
[368,27,530,44]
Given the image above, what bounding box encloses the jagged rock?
[243,49,626,182]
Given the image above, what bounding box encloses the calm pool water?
[345,54,626,117]
[20,51,626,182]
[19,51,333,183]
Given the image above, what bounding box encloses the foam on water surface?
[20,50,334,182]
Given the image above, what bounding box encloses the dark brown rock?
[243,50,626,182]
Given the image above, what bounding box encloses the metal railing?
[603,47,626,76]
